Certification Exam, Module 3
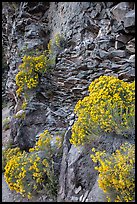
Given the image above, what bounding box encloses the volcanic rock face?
[2,2,135,202]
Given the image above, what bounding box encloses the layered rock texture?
[2,2,135,202]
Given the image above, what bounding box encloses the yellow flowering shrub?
[4,151,49,199]
[4,130,58,199]
[70,76,135,146]
[2,147,22,172]
[29,130,53,156]
[15,54,48,97]
[15,34,64,97]
[90,143,135,202]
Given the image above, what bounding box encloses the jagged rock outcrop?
[2,2,135,202]
[58,126,134,202]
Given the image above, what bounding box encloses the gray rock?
[111,63,121,71]
[110,2,131,22]
[77,71,89,79]
[86,178,106,202]
[69,119,74,126]
[104,69,111,73]
[126,44,135,54]
[54,107,69,117]
[87,43,95,50]
[124,10,135,28]
[57,127,72,202]
[129,54,135,62]
[99,50,109,59]
[116,34,133,44]
[68,113,75,121]
[68,145,83,167]
[65,76,80,83]
[82,190,89,202]
[71,86,87,94]
[115,41,125,50]
[118,69,135,81]
[115,34,134,50]
[110,50,126,58]
[74,186,82,194]
[79,195,83,201]
[71,196,79,201]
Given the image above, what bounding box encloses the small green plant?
[48,33,65,55]
[91,142,135,202]
[13,110,26,120]
[2,117,11,131]
[21,101,27,110]
[2,101,8,109]
[55,33,65,48]
[70,76,135,146]
[4,130,60,199]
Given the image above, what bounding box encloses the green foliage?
[11,2,19,10]
[70,76,135,146]
[48,33,65,55]
[4,130,62,199]
[13,111,26,120]
[91,143,135,202]
[2,117,11,131]
[2,102,8,109]
[21,101,27,110]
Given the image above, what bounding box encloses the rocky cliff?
[2,2,135,202]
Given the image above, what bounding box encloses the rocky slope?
[2,2,135,202]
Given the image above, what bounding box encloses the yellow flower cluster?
[15,35,62,99]
[2,147,21,172]
[16,54,48,97]
[70,76,135,146]
[29,130,53,153]
[4,151,28,194]
[4,150,48,199]
[4,130,55,199]
[91,143,135,202]
[21,101,27,110]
